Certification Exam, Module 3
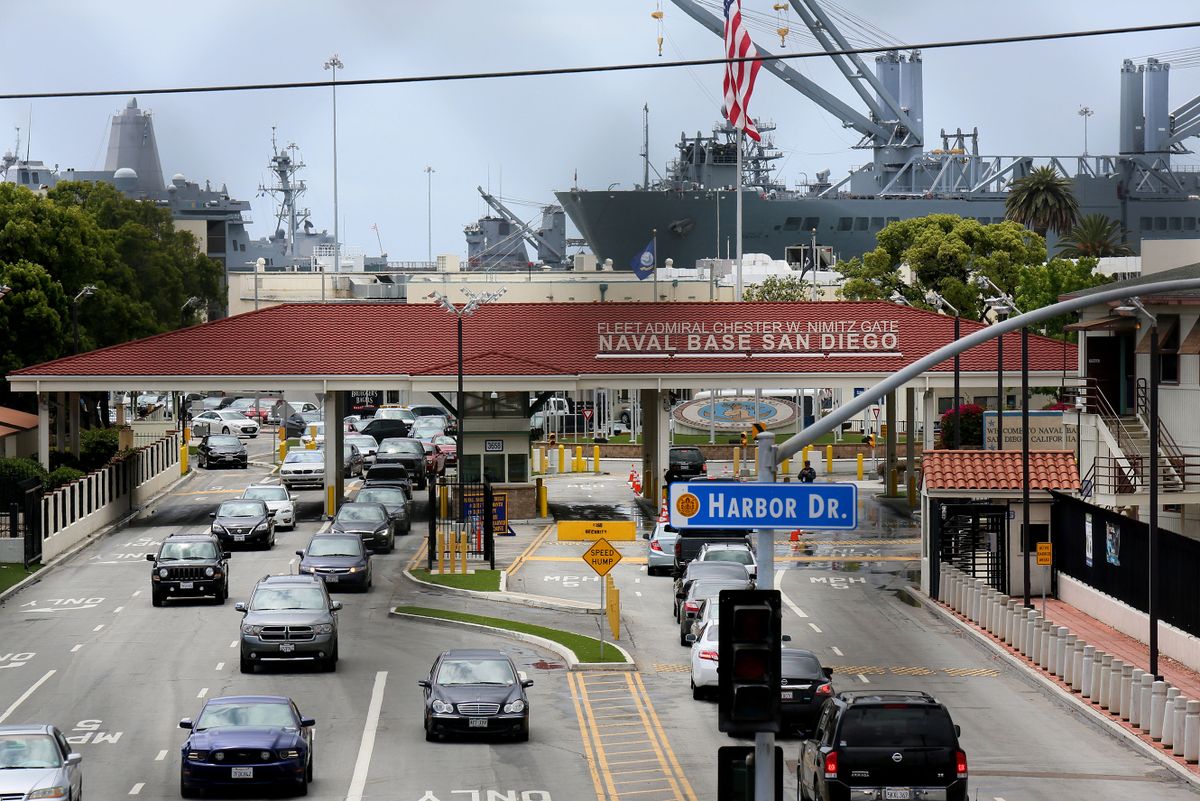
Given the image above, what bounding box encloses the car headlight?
[186,750,208,761]
[241,624,264,635]
[29,786,69,799]
[432,700,454,714]
[312,623,333,634]
[254,522,269,532]
[277,748,301,760]
[503,699,526,714]
[158,568,168,578]
[204,567,215,577]
[212,524,226,533]
[300,566,315,573]
[347,566,359,573]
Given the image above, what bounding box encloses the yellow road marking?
[567,672,610,801]
[575,674,621,801]
[631,671,699,801]
[621,673,687,800]
[406,539,428,572]
[778,554,916,562]
[523,555,649,564]
[507,523,554,577]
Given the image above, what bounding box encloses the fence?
[426,478,496,571]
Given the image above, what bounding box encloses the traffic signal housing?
[718,589,782,734]
[866,433,876,448]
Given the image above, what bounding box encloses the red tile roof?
[10,301,1076,379]
[923,449,1080,492]
[0,407,37,430]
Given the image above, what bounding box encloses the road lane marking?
[346,671,387,801]
[858,674,870,683]
[197,688,208,698]
[92,624,105,632]
[113,606,124,614]
[634,578,641,584]
[567,670,608,801]
[129,783,144,795]
[131,591,141,597]
[156,750,168,761]
[809,623,822,633]
[215,662,225,671]
[229,640,238,648]
[773,570,808,618]
[635,591,643,597]
[630,671,699,801]
[70,645,83,653]
[832,646,844,656]
[0,670,56,723]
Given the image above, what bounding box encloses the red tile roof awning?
[923,449,1080,493]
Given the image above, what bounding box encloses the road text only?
[669,483,858,530]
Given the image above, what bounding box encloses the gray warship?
[556,0,1200,270]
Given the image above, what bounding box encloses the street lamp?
[71,285,97,355]
[428,287,508,525]
[181,296,203,327]
[1116,296,1160,678]
[323,54,344,298]
[425,166,435,264]
[926,291,961,450]
[971,274,1018,450]
[1078,106,1095,156]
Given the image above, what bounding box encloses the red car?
[432,435,457,467]
[423,441,447,476]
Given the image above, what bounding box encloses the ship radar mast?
[257,127,310,257]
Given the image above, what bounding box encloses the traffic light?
[740,432,748,447]
[718,589,782,734]
[717,746,784,801]
[866,433,876,448]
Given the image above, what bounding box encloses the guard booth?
[0,477,43,568]
[427,477,498,571]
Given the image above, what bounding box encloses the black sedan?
[296,534,372,591]
[197,434,248,469]
[179,694,314,798]
[354,486,412,534]
[780,648,834,735]
[419,649,533,742]
[210,500,276,549]
[329,501,398,553]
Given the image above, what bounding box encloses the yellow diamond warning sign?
[582,538,623,577]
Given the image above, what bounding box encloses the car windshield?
[160,541,219,560]
[207,436,240,447]
[433,436,456,446]
[219,411,249,420]
[379,439,422,455]
[243,487,287,502]
[348,437,377,450]
[435,658,516,686]
[781,653,824,678]
[357,489,405,506]
[692,580,747,598]
[375,408,415,421]
[703,550,754,565]
[336,505,386,523]
[839,706,957,747]
[306,538,363,557]
[217,502,263,518]
[196,702,297,730]
[0,734,62,768]
[285,452,323,464]
[250,586,327,611]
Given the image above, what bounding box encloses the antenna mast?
[642,103,650,189]
[257,127,308,258]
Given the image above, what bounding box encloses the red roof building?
[923,450,1081,495]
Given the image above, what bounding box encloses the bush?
[79,428,120,471]
[49,451,82,472]
[939,404,984,449]
[46,466,84,489]
[0,457,49,496]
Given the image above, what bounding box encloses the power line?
[1,19,1198,101]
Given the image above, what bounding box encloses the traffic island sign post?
[583,538,623,660]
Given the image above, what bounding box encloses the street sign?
[581,408,594,421]
[1036,542,1053,566]
[558,520,636,541]
[669,482,858,530]
[582,538,623,576]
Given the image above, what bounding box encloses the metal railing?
[1088,450,1200,496]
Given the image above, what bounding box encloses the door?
[1085,333,1135,414]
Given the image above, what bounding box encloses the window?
[1141,217,1153,230]
[886,216,900,224]
[854,217,869,231]
[1155,217,1167,231]
[461,454,481,483]
[802,217,819,231]
[1171,217,1183,231]
[507,452,528,483]
[1160,314,1180,383]
[870,217,885,229]
[483,454,505,483]
[783,217,803,231]
[1186,218,1197,231]
[837,217,852,231]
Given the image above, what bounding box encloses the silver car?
[280,450,325,490]
[346,434,380,467]
[241,484,297,530]
[237,574,342,673]
[645,522,680,576]
[0,724,82,801]
[696,541,758,581]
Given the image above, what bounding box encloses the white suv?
[696,542,757,581]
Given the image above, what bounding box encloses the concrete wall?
[1141,239,1200,275]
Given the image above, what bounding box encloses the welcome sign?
[596,319,901,356]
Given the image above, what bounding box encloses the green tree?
[1005,165,1080,238]
[1055,214,1134,258]
[743,274,811,301]
[1014,256,1111,339]
[0,260,70,382]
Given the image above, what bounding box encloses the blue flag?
[630,239,655,280]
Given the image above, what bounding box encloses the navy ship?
[557,0,1200,270]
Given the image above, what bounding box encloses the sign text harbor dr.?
[669,482,858,530]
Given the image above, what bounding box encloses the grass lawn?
[0,562,41,594]
[394,605,627,663]
[410,569,501,592]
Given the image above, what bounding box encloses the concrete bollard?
[1062,634,1077,684]
[1104,659,1123,710]
[1005,601,1020,646]
[938,567,948,603]
[1070,641,1085,692]
[1130,669,1146,726]
[1011,604,1024,651]
[1119,664,1134,720]
[981,589,994,631]
[1174,697,1189,757]
[1090,652,1106,703]
[1027,612,1041,660]
[1151,681,1169,740]
[1162,688,1182,747]
[1081,646,1096,698]
[950,573,961,612]
[1099,655,1114,708]
[972,579,985,623]
[1140,674,1155,733]
[1054,628,1069,678]
[1040,621,1054,670]
[1185,700,1200,763]
[1047,626,1061,674]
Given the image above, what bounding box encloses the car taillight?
[650,540,663,552]
[815,682,832,697]
[684,601,700,613]
[955,749,967,779]
[675,541,682,556]
[700,463,707,472]
[699,649,718,661]
[823,751,838,779]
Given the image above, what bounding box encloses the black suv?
[147,533,230,606]
[665,446,706,482]
[196,434,248,469]
[799,691,967,801]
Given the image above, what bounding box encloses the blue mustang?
[179,695,314,797]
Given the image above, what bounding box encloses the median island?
[409,568,501,592]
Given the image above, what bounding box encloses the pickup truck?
[672,526,754,576]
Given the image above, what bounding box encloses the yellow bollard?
[538,483,548,518]
[733,446,741,476]
[437,531,446,574]
[593,445,601,474]
[180,442,189,475]
[326,485,336,519]
[279,439,288,462]
[825,445,833,474]
[460,532,468,575]
[539,447,547,474]
[558,445,566,473]
[802,445,810,468]
[781,458,790,478]
[606,575,620,640]
[306,425,318,449]
[574,446,583,473]
[857,453,864,480]
[439,484,449,518]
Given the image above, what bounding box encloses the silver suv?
[236,574,342,673]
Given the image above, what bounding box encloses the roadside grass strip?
[394,605,627,664]
[0,563,41,594]
[410,568,501,592]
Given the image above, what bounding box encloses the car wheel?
[222,426,230,434]
[214,583,227,604]
[239,654,254,674]
[692,680,703,701]
[151,588,164,607]
[679,628,690,647]
[198,454,207,469]
[293,776,308,797]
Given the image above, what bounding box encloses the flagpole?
[653,227,658,302]
[735,129,743,302]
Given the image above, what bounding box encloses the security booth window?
[507,453,528,483]
[461,454,482,483]
[483,454,505,483]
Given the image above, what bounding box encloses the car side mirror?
[300,717,316,727]
[223,552,231,559]
[954,724,961,737]
[209,512,216,518]
[267,510,276,517]
[295,550,305,558]
[522,679,535,688]
[179,718,194,729]
[145,553,156,561]
[418,679,430,688]
[65,753,82,766]
[331,601,343,611]
[782,634,792,642]
[234,602,247,612]
[823,667,834,679]
[685,633,697,643]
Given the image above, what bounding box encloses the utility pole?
[324,54,344,290]
[425,165,435,263]
[1078,106,1095,156]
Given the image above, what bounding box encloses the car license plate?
[468,718,489,728]
[884,789,912,800]
[324,574,338,582]
[231,767,253,779]
[780,690,794,700]
[179,581,194,589]
[234,534,246,542]
[279,643,295,653]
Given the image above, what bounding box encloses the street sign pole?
[754,431,777,801]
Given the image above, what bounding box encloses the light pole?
[1078,106,1095,156]
[429,287,508,524]
[71,285,97,355]
[425,166,435,263]
[925,291,961,449]
[181,296,203,328]
[972,274,1018,450]
[324,54,344,293]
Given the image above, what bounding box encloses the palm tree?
[1056,214,1134,258]
[1005,165,1080,238]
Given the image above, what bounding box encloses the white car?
[346,434,379,467]
[688,620,720,700]
[240,485,296,530]
[191,410,260,438]
[280,450,325,490]
[697,542,758,581]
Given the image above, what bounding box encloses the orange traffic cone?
[658,500,669,523]
[627,464,638,489]
[789,529,801,542]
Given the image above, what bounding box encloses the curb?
[0,468,197,604]
[403,569,602,614]
[390,610,635,671]
[902,585,1200,790]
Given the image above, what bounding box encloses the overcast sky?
[4,1,1199,261]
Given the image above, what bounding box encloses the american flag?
[723,0,762,141]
